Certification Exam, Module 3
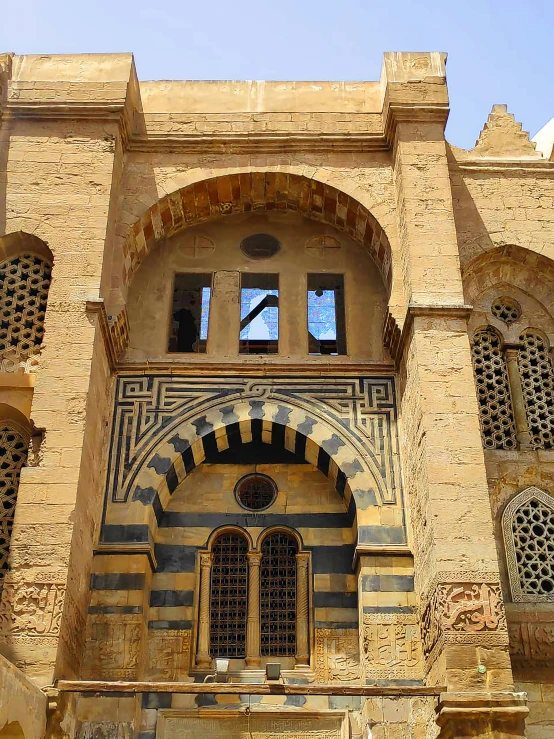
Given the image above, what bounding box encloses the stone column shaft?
[196,552,212,669]
[295,552,310,668]
[246,552,262,668]
[505,347,532,449]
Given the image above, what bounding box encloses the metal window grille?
[0,425,28,579]
[210,532,248,657]
[235,474,276,511]
[260,532,297,656]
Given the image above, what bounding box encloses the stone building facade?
[0,50,553,738]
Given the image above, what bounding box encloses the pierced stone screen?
[260,532,297,656]
[0,253,52,372]
[210,532,248,657]
[239,274,279,354]
[512,496,554,596]
[491,296,521,325]
[471,327,517,450]
[0,425,28,577]
[307,274,346,355]
[518,329,554,449]
[168,273,211,353]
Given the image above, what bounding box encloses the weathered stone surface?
[1,49,553,738]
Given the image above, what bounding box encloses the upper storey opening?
[126,209,388,363]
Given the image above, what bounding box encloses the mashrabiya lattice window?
[517,329,554,449]
[0,252,52,372]
[0,424,29,579]
[471,327,517,450]
[502,487,554,602]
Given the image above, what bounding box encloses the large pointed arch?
[102,393,406,551]
[121,172,393,293]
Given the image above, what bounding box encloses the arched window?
[502,487,554,602]
[471,327,517,449]
[0,252,52,372]
[260,531,298,656]
[0,424,29,579]
[209,531,248,657]
[517,329,554,449]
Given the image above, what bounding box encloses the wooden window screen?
[260,532,297,656]
[210,532,248,657]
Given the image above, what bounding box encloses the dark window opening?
[168,273,211,353]
[307,274,346,355]
[260,532,297,656]
[210,532,248,657]
[241,233,281,260]
[239,273,279,354]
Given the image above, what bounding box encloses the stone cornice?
[384,304,473,367]
[93,543,157,571]
[127,131,389,153]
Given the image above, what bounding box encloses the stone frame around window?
[502,486,554,602]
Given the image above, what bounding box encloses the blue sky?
[2,0,552,149]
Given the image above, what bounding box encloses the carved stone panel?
[145,628,191,680]
[421,574,508,663]
[157,711,347,739]
[508,611,554,667]
[0,575,65,636]
[362,613,423,680]
[82,614,143,680]
[314,628,361,683]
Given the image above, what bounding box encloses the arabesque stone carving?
[508,617,554,666]
[422,576,508,661]
[315,628,361,683]
[145,628,191,680]
[82,614,142,680]
[0,577,65,635]
[157,712,346,739]
[362,613,423,680]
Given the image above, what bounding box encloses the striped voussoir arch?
[122,172,393,293]
[130,399,383,527]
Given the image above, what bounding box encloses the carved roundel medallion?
[235,473,277,511]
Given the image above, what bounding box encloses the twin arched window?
[199,529,307,666]
[471,321,554,450]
